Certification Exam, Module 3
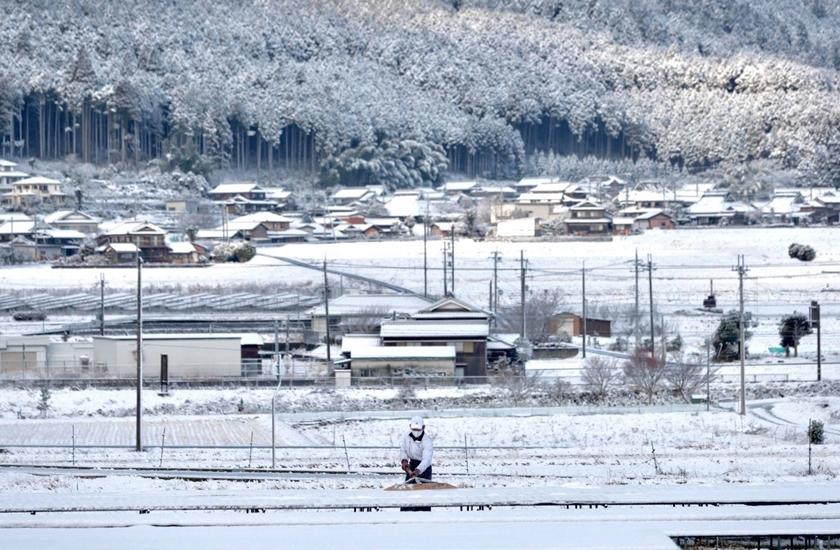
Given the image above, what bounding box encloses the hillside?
[1,0,839,185]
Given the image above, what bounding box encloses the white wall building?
[93,334,242,379]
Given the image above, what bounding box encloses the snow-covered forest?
[2,0,840,186]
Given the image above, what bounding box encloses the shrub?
[789,243,816,262]
[809,420,824,445]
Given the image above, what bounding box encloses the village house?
[378,296,491,378]
[3,176,69,207]
[208,183,267,202]
[0,217,35,242]
[800,191,840,224]
[97,221,169,262]
[229,212,292,231]
[758,191,805,225]
[43,210,101,234]
[261,187,294,210]
[309,294,433,339]
[548,312,612,338]
[330,187,377,206]
[685,191,757,225]
[564,201,612,235]
[167,241,206,264]
[337,344,456,378]
[613,209,675,234]
[100,242,139,264]
[439,180,478,196]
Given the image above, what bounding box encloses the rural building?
[0,218,35,242]
[167,241,205,264]
[379,296,490,378]
[3,176,69,207]
[339,345,456,378]
[92,334,243,379]
[100,242,139,263]
[208,183,267,202]
[440,180,477,196]
[564,201,612,235]
[310,294,433,338]
[548,313,612,338]
[43,210,101,233]
[685,191,757,225]
[331,187,377,205]
[230,212,292,231]
[97,221,169,262]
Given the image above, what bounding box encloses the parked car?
[13,310,47,321]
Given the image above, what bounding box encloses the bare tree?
[496,365,540,406]
[500,288,566,344]
[665,351,717,403]
[623,349,666,405]
[581,355,618,400]
[544,378,573,405]
[340,308,389,334]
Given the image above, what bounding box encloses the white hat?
[409,416,424,430]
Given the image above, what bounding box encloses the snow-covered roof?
[13,176,60,185]
[0,159,18,168]
[612,217,636,226]
[310,294,432,317]
[94,334,240,341]
[686,193,755,216]
[43,210,101,224]
[380,320,490,339]
[384,194,420,218]
[41,228,85,239]
[332,187,374,200]
[0,170,30,179]
[106,242,139,253]
[0,220,35,234]
[209,183,263,195]
[350,345,455,360]
[261,187,291,200]
[760,195,802,215]
[0,212,31,222]
[441,181,477,192]
[531,182,576,194]
[569,201,606,211]
[340,334,382,355]
[102,221,166,235]
[516,176,556,188]
[517,192,566,203]
[231,212,293,224]
[566,217,612,224]
[168,242,198,254]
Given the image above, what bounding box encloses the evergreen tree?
[712,310,754,362]
[778,312,812,357]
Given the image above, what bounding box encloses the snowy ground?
[2,390,839,548]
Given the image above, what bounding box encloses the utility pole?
[705,337,711,412]
[633,249,640,352]
[323,258,332,370]
[647,254,655,358]
[135,253,143,452]
[442,242,449,296]
[99,273,105,336]
[274,319,279,377]
[732,255,749,416]
[581,261,587,359]
[519,250,527,340]
[450,229,455,295]
[488,280,493,311]
[490,250,501,314]
[811,300,821,382]
[423,202,429,297]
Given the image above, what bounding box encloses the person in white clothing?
[399,415,433,482]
